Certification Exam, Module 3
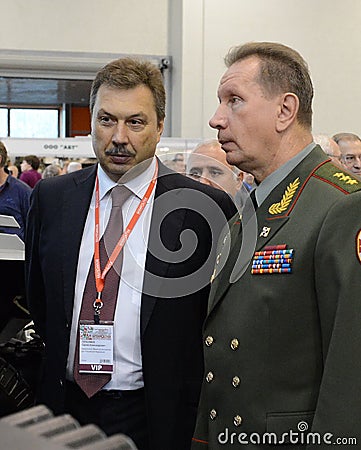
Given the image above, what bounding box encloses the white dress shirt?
[66,158,157,390]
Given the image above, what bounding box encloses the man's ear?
[236,171,244,190]
[276,93,299,132]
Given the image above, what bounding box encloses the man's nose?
[209,105,227,130]
[354,156,361,166]
[112,122,129,145]
[199,176,212,186]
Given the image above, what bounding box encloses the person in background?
[192,41,361,448]
[67,161,83,173]
[172,152,186,174]
[242,171,255,191]
[42,164,62,179]
[7,164,19,178]
[25,57,236,450]
[332,132,361,176]
[0,141,31,241]
[60,160,70,175]
[187,139,242,198]
[19,155,42,188]
[161,159,178,171]
[313,134,342,167]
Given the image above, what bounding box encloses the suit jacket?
[25,160,236,450]
[192,146,361,449]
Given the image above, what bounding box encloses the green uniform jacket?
[192,146,361,449]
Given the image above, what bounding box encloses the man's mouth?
[105,147,135,163]
[109,155,133,164]
[218,139,234,151]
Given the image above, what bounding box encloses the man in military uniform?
[192,42,361,449]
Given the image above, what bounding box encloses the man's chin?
[113,158,154,183]
[100,161,133,182]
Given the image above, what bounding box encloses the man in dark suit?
[192,42,361,448]
[25,57,236,450]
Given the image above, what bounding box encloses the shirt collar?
[97,157,157,200]
[255,142,315,207]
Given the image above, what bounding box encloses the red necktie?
[73,185,131,397]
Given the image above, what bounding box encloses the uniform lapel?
[62,166,97,323]
[208,146,329,315]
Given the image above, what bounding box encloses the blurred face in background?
[187,141,242,197]
[8,165,19,177]
[20,160,32,172]
[339,140,361,175]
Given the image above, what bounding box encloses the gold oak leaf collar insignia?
[269,177,300,215]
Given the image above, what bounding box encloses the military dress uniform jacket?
[192,146,361,449]
[25,160,236,450]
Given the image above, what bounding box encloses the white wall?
[0,0,168,55]
[1,0,361,139]
[194,0,361,138]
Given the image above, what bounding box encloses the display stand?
[0,215,26,333]
[0,215,24,261]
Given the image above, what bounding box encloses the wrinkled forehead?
[219,57,261,89]
[339,140,361,155]
[188,152,234,173]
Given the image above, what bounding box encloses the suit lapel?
[141,162,187,336]
[62,166,97,323]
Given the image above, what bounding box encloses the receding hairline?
[189,139,240,175]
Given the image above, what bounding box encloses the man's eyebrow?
[207,165,225,171]
[97,108,110,115]
[127,112,148,120]
[96,109,148,119]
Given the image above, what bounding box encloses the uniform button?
[205,336,214,347]
[233,415,242,426]
[209,409,217,420]
[232,376,241,387]
[59,379,63,387]
[230,338,239,350]
[206,371,214,383]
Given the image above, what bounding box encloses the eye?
[127,118,145,130]
[209,169,223,178]
[189,169,202,179]
[230,96,242,105]
[98,115,115,126]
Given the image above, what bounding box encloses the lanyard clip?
[93,292,103,324]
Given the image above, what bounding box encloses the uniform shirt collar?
[255,142,315,207]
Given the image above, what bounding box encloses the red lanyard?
[93,161,158,314]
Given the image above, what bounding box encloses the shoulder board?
[313,162,361,194]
